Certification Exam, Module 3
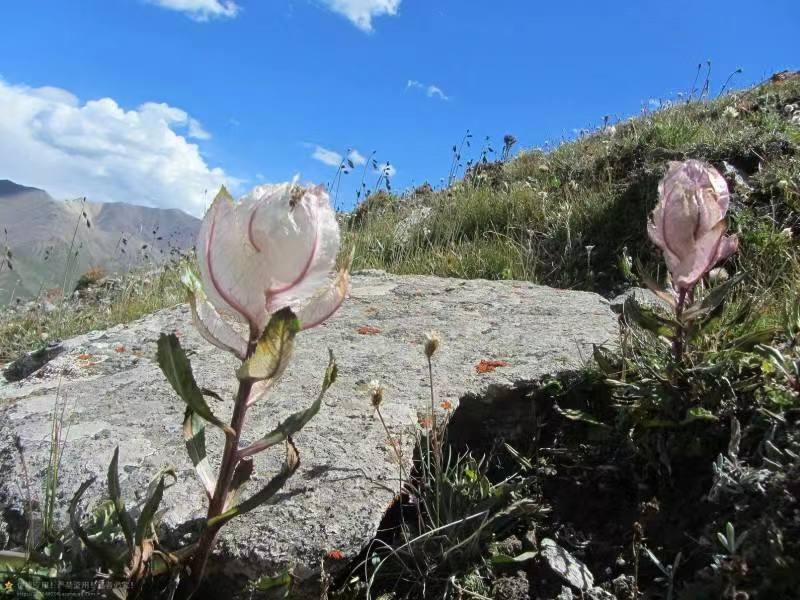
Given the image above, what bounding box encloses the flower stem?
[672,289,689,362]
[375,406,406,486]
[187,377,253,593]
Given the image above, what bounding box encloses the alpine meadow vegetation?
[0,72,798,599]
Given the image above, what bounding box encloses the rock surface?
[539,538,595,591]
[0,270,617,595]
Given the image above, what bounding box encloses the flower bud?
[424,331,441,358]
[369,379,384,409]
[192,183,350,353]
[647,160,739,293]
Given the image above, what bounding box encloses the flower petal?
[190,294,248,360]
[197,187,264,327]
[183,268,248,359]
[297,268,350,331]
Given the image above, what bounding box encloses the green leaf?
[237,308,299,382]
[157,333,233,435]
[252,569,293,595]
[107,447,135,552]
[682,272,745,322]
[489,551,538,566]
[208,441,300,528]
[135,474,166,547]
[623,296,677,337]
[681,407,718,425]
[593,344,620,375]
[0,550,30,570]
[69,478,123,567]
[554,405,610,429]
[183,409,216,500]
[224,458,254,512]
[239,350,337,459]
[730,328,779,351]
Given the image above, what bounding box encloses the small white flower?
[723,106,739,119]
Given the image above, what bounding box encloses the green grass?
[0,262,187,363]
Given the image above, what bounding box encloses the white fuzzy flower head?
[369,379,385,408]
[424,330,441,359]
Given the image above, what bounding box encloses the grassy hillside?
[346,73,800,309]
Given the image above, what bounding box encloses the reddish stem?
[673,288,688,362]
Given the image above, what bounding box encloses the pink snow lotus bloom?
[189,183,349,359]
[647,160,739,294]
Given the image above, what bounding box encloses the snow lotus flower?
[189,183,349,358]
[647,160,738,295]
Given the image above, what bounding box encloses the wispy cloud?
[308,145,369,169]
[406,79,450,101]
[188,117,211,140]
[310,145,343,167]
[145,0,239,21]
[347,149,366,166]
[318,0,401,32]
[0,78,234,216]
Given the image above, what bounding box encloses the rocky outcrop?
[0,271,618,595]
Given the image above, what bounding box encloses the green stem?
[188,378,252,590]
[672,289,688,362]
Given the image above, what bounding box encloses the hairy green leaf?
[623,296,677,337]
[237,308,299,382]
[252,569,293,595]
[69,477,123,567]
[107,447,135,552]
[681,407,718,425]
[157,333,233,435]
[239,350,336,459]
[135,474,166,547]
[208,441,300,528]
[730,328,779,351]
[593,344,621,375]
[555,405,610,429]
[224,458,254,512]
[183,409,216,500]
[682,272,745,323]
[490,551,538,566]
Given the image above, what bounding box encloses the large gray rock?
[0,270,617,595]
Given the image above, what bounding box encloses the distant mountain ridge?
[0,179,200,304]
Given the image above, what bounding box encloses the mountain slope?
[0,180,200,304]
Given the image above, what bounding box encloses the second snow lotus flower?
[647,159,738,295]
[187,183,349,358]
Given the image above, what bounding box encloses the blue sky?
[0,0,797,215]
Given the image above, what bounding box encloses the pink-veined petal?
[673,220,728,290]
[297,268,350,331]
[190,293,248,360]
[197,187,264,327]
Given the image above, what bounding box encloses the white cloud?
[0,78,233,216]
[406,79,450,101]
[188,117,211,140]
[319,0,400,32]
[347,149,366,166]
[426,85,449,101]
[310,145,343,167]
[376,162,396,178]
[145,0,239,21]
